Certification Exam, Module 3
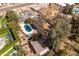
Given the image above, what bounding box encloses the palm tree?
[25,17,33,24]
[5,10,18,22]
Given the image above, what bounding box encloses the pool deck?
[19,23,33,36]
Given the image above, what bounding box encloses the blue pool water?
[24,24,32,32]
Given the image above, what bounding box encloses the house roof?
[30,41,49,55]
[19,10,38,22]
[39,4,60,19]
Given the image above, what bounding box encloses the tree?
[62,4,73,15]
[17,48,25,56]
[15,44,26,56]
[47,49,55,56]
[25,17,33,24]
[5,10,18,22]
[31,32,42,41]
[31,33,39,41]
[48,15,71,52]
[69,16,79,42]
[13,45,20,50]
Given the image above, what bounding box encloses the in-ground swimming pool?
[19,23,33,36]
[24,24,32,32]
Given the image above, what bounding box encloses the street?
[0,3,35,12]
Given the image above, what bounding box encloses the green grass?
[0,28,9,35]
[1,18,7,25]
[0,17,8,35]
[0,19,20,56]
[0,38,19,55]
[4,48,15,56]
[0,17,7,28]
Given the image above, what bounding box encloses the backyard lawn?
[1,17,7,25]
[0,28,19,55]
[0,17,20,56]
[0,28,9,35]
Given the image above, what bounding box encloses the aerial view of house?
[0,3,79,56]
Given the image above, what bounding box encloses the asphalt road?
[0,3,35,12]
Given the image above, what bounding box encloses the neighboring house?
[29,41,49,56]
